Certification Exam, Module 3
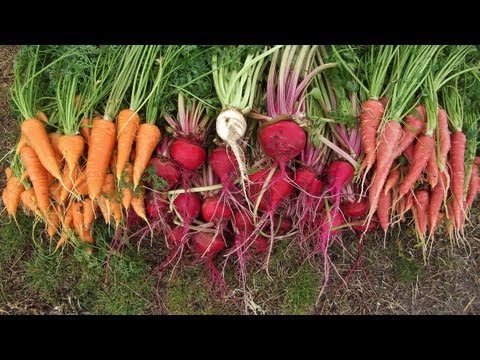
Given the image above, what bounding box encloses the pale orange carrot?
[133,123,161,189]
[359,100,384,175]
[398,135,435,198]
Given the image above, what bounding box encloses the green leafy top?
[212,45,281,114]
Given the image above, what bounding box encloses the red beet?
[233,210,254,234]
[326,161,354,192]
[295,167,323,196]
[202,196,232,224]
[209,146,238,182]
[249,167,294,212]
[341,198,368,218]
[169,138,206,171]
[167,226,188,248]
[191,232,225,257]
[146,156,180,190]
[259,120,306,166]
[270,216,292,236]
[253,236,269,254]
[352,217,378,232]
[173,192,202,221]
[145,193,169,221]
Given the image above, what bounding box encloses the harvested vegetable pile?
[2,45,480,313]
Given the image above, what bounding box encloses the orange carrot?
[450,130,466,228]
[75,177,89,197]
[133,123,161,189]
[97,196,109,224]
[398,135,435,198]
[46,205,61,239]
[377,189,392,232]
[367,121,403,219]
[83,198,95,229]
[5,167,12,179]
[413,189,429,238]
[60,164,79,204]
[16,134,29,155]
[116,109,140,179]
[49,181,62,203]
[21,118,62,181]
[71,201,85,239]
[20,146,50,215]
[394,105,425,158]
[131,188,147,222]
[359,99,384,174]
[57,135,85,176]
[437,108,451,172]
[426,141,439,188]
[111,199,123,228]
[36,111,48,123]
[121,162,133,210]
[86,117,116,200]
[80,118,91,143]
[4,176,25,218]
[102,173,116,221]
[48,132,64,165]
[20,188,39,215]
[64,204,74,229]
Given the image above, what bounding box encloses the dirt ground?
[1,45,479,315]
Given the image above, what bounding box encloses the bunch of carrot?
[2,45,480,309]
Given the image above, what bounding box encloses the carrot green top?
[144,46,184,125]
[103,46,144,121]
[383,46,440,123]
[10,46,72,121]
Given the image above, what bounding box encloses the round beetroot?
[209,146,238,182]
[145,156,180,190]
[254,236,269,254]
[145,193,169,221]
[167,226,188,248]
[249,167,294,212]
[233,210,254,234]
[326,161,354,192]
[202,196,232,224]
[259,120,306,165]
[173,192,202,221]
[352,217,378,232]
[295,167,323,196]
[191,232,225,257]
[170,138,206,171]
[341,198,368,218]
